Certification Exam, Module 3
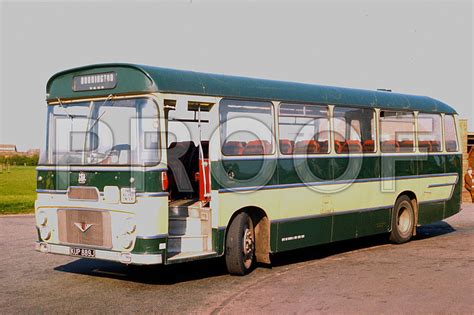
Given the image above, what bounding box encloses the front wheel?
[225,212,255,276]
[389,196,415,244]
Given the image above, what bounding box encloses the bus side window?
[417,113,442,152]
[219,99,275,156]
[278,103,329,155]
[444,115,459,152]
[380,111,415,153]
[333,107,375,154]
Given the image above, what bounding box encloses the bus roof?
[46,63,457,114]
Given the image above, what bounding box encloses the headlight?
[37,211,48,226]
[120,188,136,204]
[124,217,136,234]
[39,226,51,241]
[118,218,136,249]
[118,233,133,249]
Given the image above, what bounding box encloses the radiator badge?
[78,171,87,185]
[74,222,94,233]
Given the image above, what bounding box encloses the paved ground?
[1,205,473,314]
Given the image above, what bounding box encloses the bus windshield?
[40,98,160,166]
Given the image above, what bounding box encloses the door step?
[167,199,213,260]
[169,217,202,236]
[169,198,198,207]
[169,203,210,219]
[167,251,218,264]
[168,235,209,253]
[169,206,201,219]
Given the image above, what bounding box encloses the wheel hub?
[243,227,254,263]
[398,206,411,235]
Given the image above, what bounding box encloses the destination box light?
[73,72,117,91]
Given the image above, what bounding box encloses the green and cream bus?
[35,64,462,275]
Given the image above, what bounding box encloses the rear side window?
[380,111,415,153]
[417,113,442,152]
[333,107,375,153]
[220,99,274,156]
[444,115,459,152]
[278,103,329,155]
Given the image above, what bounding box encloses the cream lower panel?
[216,189,280,227]
[418,175,458,203]
[216,174,457,224]
[133,197,169,237]
[210,190,220,228]
[35,194,169,251]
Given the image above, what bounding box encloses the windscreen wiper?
[85,94,114,133]
[56,98,75,119]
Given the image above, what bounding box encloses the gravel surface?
[1,204,473,314]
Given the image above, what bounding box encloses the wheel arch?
[224,206,271,264]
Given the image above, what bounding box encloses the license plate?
[70,247,95,258]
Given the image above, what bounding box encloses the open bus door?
[164,103,214,263]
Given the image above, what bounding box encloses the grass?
[0,166,36,214]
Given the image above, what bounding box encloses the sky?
[0,0,472,151]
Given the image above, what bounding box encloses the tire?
[389,196,415,244]
[225,212,255,276]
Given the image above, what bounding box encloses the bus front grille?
[58,209,112,249]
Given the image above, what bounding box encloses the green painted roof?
[46,63,456,114]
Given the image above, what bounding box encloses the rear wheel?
[390,196,415,244]
[225,212,255,276]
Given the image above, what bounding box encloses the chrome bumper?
[35,242,162,265]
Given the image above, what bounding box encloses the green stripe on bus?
[211,154,462,191]
[37,169,164,192]
[274,207,392,252]
[132,236,167,255]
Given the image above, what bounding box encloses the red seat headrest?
[222,141,245,155]
[430,141,441,151]
[243,140,272,155]
[363,140,375,152]
[318,140,329,153]
[340,140,362,153]
[418,140,432,152]
[334,140,344,153]
[279,139,294,155]
[381,140,400,152]
[399,140,414,152]
[294,140,320,154]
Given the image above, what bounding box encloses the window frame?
[332,106,376,154]
[39,96,161,167]
[416,112,443,153]
[219,98,276,157]
[443,114,459,153]
[278,102,331,156]
[379,109,416,153]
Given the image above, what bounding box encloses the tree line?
[0,154,39,166]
